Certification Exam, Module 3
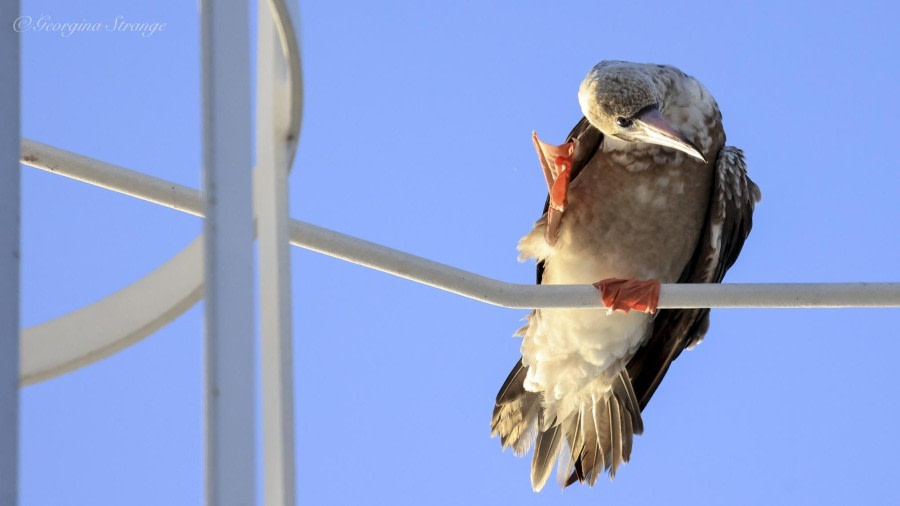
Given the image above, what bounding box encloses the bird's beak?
[633,107,707,163]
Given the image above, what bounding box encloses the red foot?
[532,132,575,245]
[593,278,661,314]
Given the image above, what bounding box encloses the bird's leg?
[593,278,661,315]
[532,132,575,245]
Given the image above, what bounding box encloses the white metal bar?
[20,139,900,311]
[202,0,256,504]
[256,1,296,503]
[21,140,203,217]
[0,1,20,502]
[290,222,900,309]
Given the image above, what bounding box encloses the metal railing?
[11,1,900,505]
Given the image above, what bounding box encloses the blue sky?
[17,0,900,504]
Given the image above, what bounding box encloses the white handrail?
[20,138,900,311]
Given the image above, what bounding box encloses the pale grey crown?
[577,61,659,137]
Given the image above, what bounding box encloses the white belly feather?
[517,220,651,425]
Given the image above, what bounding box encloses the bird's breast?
[544,146,714,286]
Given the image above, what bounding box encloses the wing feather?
[626,146,760,408]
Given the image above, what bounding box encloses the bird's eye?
[616,117,633,128]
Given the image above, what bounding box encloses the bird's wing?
[626,146,761,409]
[535,117,603,283]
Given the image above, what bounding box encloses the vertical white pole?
[201,0,256,504]
[0,1,19,504]
[256,2,296,504]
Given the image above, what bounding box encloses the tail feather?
[556,409,584,488]
[613,369,644,435]
[620,398,634,463]
[495,359,527,405]
[492,360,644,490]
[608,397,623,478]
[577,402,602,485]
[491,359,541,455]
[511,395,540,456]
[530,424,563,491]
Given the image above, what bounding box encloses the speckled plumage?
[491,61,760,491]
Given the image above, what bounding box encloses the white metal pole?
[202,0,256,504]
[256,2,296,504]
[0,1,20,503]
[19,139,900,311]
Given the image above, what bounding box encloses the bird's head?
[577,62,706,163]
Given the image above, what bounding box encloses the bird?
[490,61,761,491]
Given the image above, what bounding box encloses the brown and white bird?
[491,61,761,491]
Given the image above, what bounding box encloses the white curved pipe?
[20,238,204,385]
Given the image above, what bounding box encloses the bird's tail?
[491,359,541,457]
[491,360,643,491]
